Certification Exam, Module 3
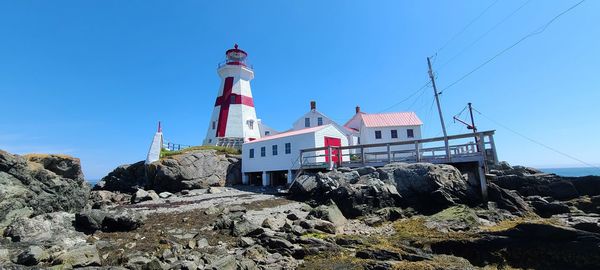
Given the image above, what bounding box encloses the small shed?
[241,124,349,186]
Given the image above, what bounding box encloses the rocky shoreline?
[1,149,600,269]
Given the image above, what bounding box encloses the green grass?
[160,145,241,158]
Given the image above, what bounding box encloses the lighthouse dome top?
[225,44,248,65]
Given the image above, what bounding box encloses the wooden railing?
[299,130,497,169]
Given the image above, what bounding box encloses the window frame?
[391,129,398,139]
[317,117,323,126]
[249,149,254,158]
[304,117,310,127]
[407,129,415,138]
[285,143,291,154]
[260,147,266,157]
[375,130,382,139]
[272,145,278,156]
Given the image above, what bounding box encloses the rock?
[425,205,481,232]
[147,150,241,192]
[196,238,209,248]
[4,212,86,248]
[75,209,107,233]
[231,218,262,237]
[209,255,237,270]
[238,237,255,247]
[89,190,131,209]
[307,200,347,227]
[0,150,89,233]
[301,219,337,234]
[94,160,147,193]
[158,191,174,198]
[262,214,287,231]
[263,237,295,255]
[208,187,222,194]
[431,223,600,269]
[373,207,405,221]
[132,189,160,203]
[289,172,340,201]
[487,183,532,216]
[16,245,49,266]
[330,180,402,218]
[101,211,145,232]
[53,244,101,267]
[530,200,570,218]
[228,205,247,213]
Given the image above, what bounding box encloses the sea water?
[540,167,600,177]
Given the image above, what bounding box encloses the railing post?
[387,144,392,163]
[415,141,421,162]
[299,151,304,167]
[488,134,499,165]
[478,133,485,163]
[361,146,366,166]
[327,146,333,170]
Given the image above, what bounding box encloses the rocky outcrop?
[148,150,241,192]
[0,150,90,233]
[291,163,482,216]
[94,150,242,194]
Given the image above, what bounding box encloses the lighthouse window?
[249,149,254,158]
[375,130,382,139]
[265,131,270,136]
[317,117,323,126]
[212,121,216,130]
[407,129,414,138]
[304,118,310,127]
[230,95,236,103]
[247,120,254,130]
[391,130,398,139]
[285,143,291,154]
[260,147,266,157]
[272,145,278,156]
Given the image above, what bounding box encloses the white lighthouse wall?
[203,106,221,145]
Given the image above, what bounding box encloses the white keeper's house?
[241,124,349,186]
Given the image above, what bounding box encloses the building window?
[249,149,254,158]
[357,137,360,144]
[260,147,266,157]
[208,139,212,143]
[212,121,216,130]
[272,145,278,156]
[317,117,323,126]
[285,143,291,154]
[375,130,382,139]
[407,129,414,138]
[247,120,254,130]
[391,130,398,139]
[304,118,310,127]
[265,131,270,136]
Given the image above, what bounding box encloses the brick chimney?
[310,100,316,111]
[355,106,360,114]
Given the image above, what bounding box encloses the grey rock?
[53,244,101,267]
[94,160,147,193]
[89,190,131,209]
[132,189,159,203]
[307,200,347,227]
[209,254,236,270]
[207,187,222,194]
[101,210,145,232]
[4,212,86,248]
[261,213,287,231]
[238,237,255,247]
[158,191,174,198]
[0,150,89,233]
[16,245,49,266]
[75,209,107,233]
[488,183,532,216]
[231,218,262,237]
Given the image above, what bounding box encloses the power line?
[439,0,586,94]
[378,81,430,112]
[438,0,532,71]
[473,107,600,171]
[434,0,500,55]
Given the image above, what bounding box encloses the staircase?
[216,137,245,150]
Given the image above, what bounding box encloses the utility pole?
[427,57,451,161]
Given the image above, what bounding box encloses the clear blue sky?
[1,0,599,180]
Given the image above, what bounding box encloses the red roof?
[244,125,328,144]
[361,112,422,127]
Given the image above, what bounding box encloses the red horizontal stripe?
[215,94,254,107]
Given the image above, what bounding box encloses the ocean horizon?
[539,167,600,177]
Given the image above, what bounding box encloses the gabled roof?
[244,125,328,144]
[361,112,423,127]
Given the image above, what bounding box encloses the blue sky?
[1,0,599,179]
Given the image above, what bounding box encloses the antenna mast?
[427,57,450,161]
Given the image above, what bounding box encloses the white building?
[344,111,423,158]
[291,101,359,149]
[241,124,349,186]
[203,44,262,148]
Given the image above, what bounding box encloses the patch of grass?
[392,217,475,244]
[481,216,563,232]
[299,250,365,270]
[302,232,331,240]
[160,145,240,158]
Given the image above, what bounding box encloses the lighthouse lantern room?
[203,45,261,148]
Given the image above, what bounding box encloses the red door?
[324,137,341,164]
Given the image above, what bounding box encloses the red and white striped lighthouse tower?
[203,44,261,147]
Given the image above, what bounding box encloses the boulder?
[75,209,107,233]
[89,190,131,209]
[94,160,147,193]
[231,218,262,237]
[289,172,340,201]
[131,189,160,203]
[4,212,86,248]
[101,211,145,232]
[487,183,532,216]
[15,245,49,266]
[330,180,402,218]
[0,150,89,233]
[147,150,242,192]
[530,199,570,218]
[53,244,101,267]
[307,200,347,227]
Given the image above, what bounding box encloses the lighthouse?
[203,44,261,148]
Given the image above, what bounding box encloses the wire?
[434,0,500,55]
[438,0,532,70]
[439,0,586,94]
[473,107,600,171]
[378,81,431,112]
